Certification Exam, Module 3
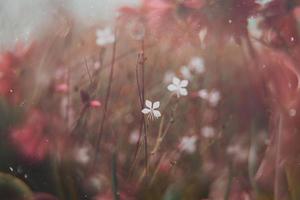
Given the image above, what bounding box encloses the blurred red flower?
[10,110,63,162]
[120,0,259,45]
[0,42,33,103]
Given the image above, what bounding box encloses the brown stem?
[92,28,118,168]
[274,113,283,200]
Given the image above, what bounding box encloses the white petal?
[199,28,207,43]
[167,84,177,92]
[96,38,105,46]
[145,100,152,108]
[198,89,208,99]
[180,88,188,96]
[209,90,221,106]
[153,101,160,109]
[153,110,161,118]
[180,80,189,87]
[172,76,180,85]
[141,108,151,114]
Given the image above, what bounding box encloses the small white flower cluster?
[180,57,205,80]
[142,76,189,120]
[198,89,221,107]
[96,27,115,46]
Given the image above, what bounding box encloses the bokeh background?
[0,0,139,49]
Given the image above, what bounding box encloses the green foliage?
[0,172,33,200]
[286,163,300,200]
[163,184,182,200]
[0,97,23,135]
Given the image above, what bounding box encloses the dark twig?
[92,28,118,167]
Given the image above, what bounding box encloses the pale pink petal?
[90,100,101,108]
[55,83,68,93]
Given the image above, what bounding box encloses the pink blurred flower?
[121,0,259,45]
[55,83,69,93]
[0,42,33,103]
[10,110,64,162]
[90,100,102,108]
[34,193,58,200]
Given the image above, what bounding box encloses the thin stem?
[112,151,120,200]
[224,161,233,200]
[93,28,118,167]
[84,57,93,84]
[274,114,283,200]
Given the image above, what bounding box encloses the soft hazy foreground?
[1,0,300,200]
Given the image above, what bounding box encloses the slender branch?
[112,151,120,200]
[93,28,118,167]
[274,114,283,200]
[84,57,93,84]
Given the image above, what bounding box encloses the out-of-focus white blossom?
[189,57,205,74]
[96,27,115,46]
[199,28,207,47]
[164,71,176,83]
[167,76,188,98]
[179,136,197,154]
[289,108,296,117]
[180,66,192,80]
[74,146,91,164]
[129,130,140,144]
[198,89,221,107]
[201,126,215,138]
[226,144,248,162]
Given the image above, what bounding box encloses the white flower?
[141,100,161,120]
[198,89,209,99]
[180,66,192,80]
[247,16,263,39]
[179,136,197,154]
[189,57,205,74]
[129,130,140,144]
[96,27,115,46]
[201,126,215,138]
[226,144,248,162]
[198,89,221,107]
[164,71,176,83]
[74,146,90,164]
[167,77,189,98]
[209,89,221,107]
[289,108,296,117]
[199,28,207,48]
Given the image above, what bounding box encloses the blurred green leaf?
[163,185,182,200]
[0,172,33,200]
[286,163,300,200]
[0,97,23,134]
